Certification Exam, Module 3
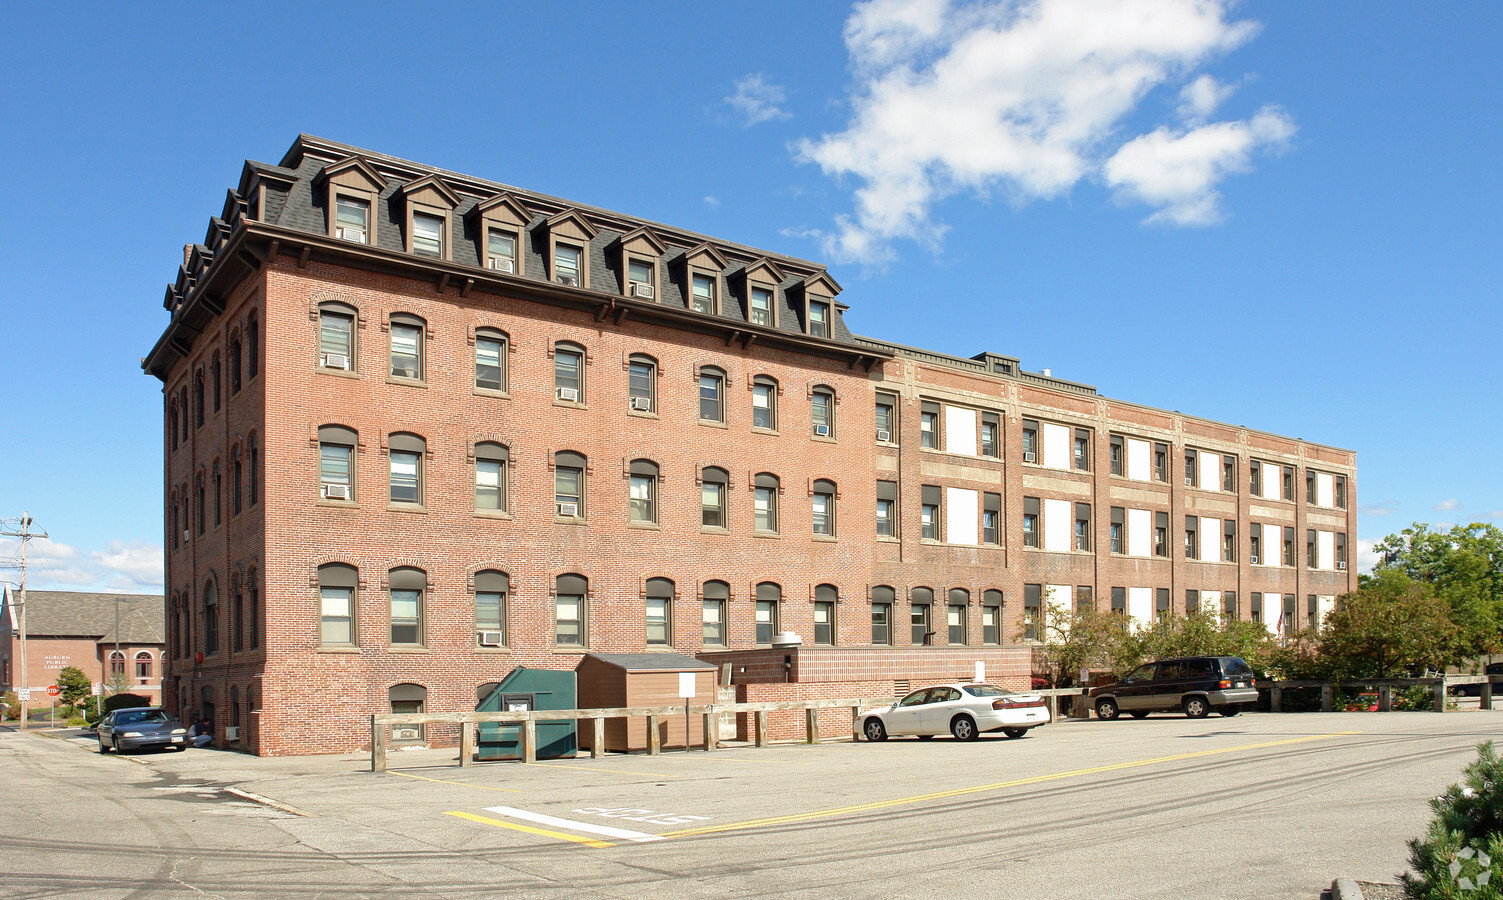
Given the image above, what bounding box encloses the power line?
[1,512,48,730]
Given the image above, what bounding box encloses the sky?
[1,1,1499,593]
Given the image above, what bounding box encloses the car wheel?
[951,716,979,741]
[1128,710,1150,719]
[112,737,123,755]
[1219,705,1241,717]
[863,718,888,742]
[1002,727,1028,739]
[1095,698,1120,721]
[1184,696,1210,719]
[98,738,110,753]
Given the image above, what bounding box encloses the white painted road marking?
[482,805,666,842]
[572,807,711,826]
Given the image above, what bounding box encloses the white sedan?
[861,683,1051,741]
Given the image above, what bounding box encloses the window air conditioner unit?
[1185,475,1194,486]
[630,396,652,412]
[323,484,350,500]
[631,282,655,299]
[557,274,577,286]
[557,387,580,403]
[1250,554,1259,564]
[490,258,514,273]
[814,424,831,437]
[477,631,503,647]
[557,502,579,517]
[335,228,366,243]
[321,353,349,370]
[1023,451,1036,463]
[224,726,239,740]
[875,430,891,443]
[392,368,417,379]
[182,530,190,543]
[1337,561,1347,570]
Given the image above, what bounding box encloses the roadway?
[2,710,1496,899]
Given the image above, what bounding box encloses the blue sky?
[1,1,1499,593]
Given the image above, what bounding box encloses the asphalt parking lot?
[3,709,1498,899]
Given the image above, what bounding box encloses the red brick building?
[143,136,1356,755]
[0,588,165,706]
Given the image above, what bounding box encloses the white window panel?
[1044,499,1072,553]
[1199,452,1219,492]
[1202,591,1221,622]
[1317,530,1335,570]
[1127,508,1152,558]
[1128,587,1153,628]
[1200,522,1221,562]
[1265,614,1279,637]
[1047,584,1070,635]
[1316,595,1336,628]
[1317,473,1335,508]
[1042,423,1071,470]
[1127,438,1151,481]
[946,488,978,545]
[944,406,977,457]
[1259,467,1278,500]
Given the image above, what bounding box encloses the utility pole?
[2,512,47,731]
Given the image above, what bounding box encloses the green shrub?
[101,693,152,716]
[1404,741,1503,899]
[1394,685,1437,712]
[1,690,18,720]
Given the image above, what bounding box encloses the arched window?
[229,330,242,394]
[627,353,656,413]
[911,587,934,645]
[871,586,895,645]
[554,451,587,519]
[135,651,152,679]
[753,473,780,533]
[628,459,659,524]
[389,567,427,646]
[247,432,258,507]
[387,433,425,506]
[388,683,427,743]
[553,341,586,402]
[318,426,355,501]
[388,313,426,380]
[948,588,970,645]
[210,353,221,412]
[178,387,189,441]
[168,402,178,452]
[811,385,835,438]
[318,301,357,371]
[701,580,729,646]
[203,580,219,654]
[812,478,837,537]
[700,467,728,529]
[474,442,509,512]
[697,365,725,423]
[318,562,358,646]
[474,570,509,647]
[814,584,838,645]
[193,369,205,428]
[247,569,260,649]
[231,582,243,652]
[755,583,781,644]
[474,327,509,392]
[751,375,778,430]
[645,577,674,646]
[554,574,588,647]
[110,651,126,677]
[212,461,222,527]
[246,310,259,379]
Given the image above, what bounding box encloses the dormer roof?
[315,155,387,193]
[471,192,531,225]
[400,173,462,209]
[743,257,785,284]
[616,226,668,256]
[682,241,729,270]
[545,208,598,240]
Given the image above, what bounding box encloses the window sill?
[811,435,837,444]
[628,522,661,531]
[554,516,586,525]
[552,646,589,654]
[317,646,362,654]
[627,410,660,421]
[812,534,837,543]
[751,427,779,436]
[698,419,728,430]
[385,376,428,388]
[752,531,782,540]
[700,525,730,535]
[315,363,357,378]
[474,646,512,653]
[473,387,511,400]
[877,535,900,543]
[316,499,359,509]
[387,503,427,514]
[388,646,430,654]
[474,509,512,520]
[552,400,587,410]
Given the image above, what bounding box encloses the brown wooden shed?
[575,653,719,752]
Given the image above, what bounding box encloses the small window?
[319,303,355,371]
[1283,465,1295,500]
[755,583,780,644]
[629,459,659,524]
[1335,475,1348,509]
[948,589,969,645]
[411,212,444,258]
[193,370,205,429]
[702,581,728,645]
[875,393,897,442]
[1022,497,1039,548]
[1223,519,1237,563]
[210,355,221,413]
[1109,435,1124,476]
[1249,460,1262,495]
[1283,526,1296,566]
[1075,502,1092,551]
[474,442,509,513]
[318,563,357,645]
[1307,470,1316,505]
[1186,515,1200,559]
[752,376,777,430]
[1184,448,1199,487]
[135,651,152,679]
[920,402,939,449]
[749,286,773,326]
[1154,443,1169,482]
[646,577,673,646]
[814,586,836,645]
[1222,455,1236,492]
[487,228,517,272]
[981,412,1000,458]
[699,367,725,423]
[877,481,898,537]
[1075,585,1093,615]
[1154,511,1169,558]
[335,195,369,243]
[910,587,933,645]
[318,425,356,502]
[246,311,259,380]
[871,591,892,646]
[628,355,656,413]
[700,467,728,528]
[812,478,836,537]
[807,299,830,338]
[1021,419,1038,463]
[229,334,242,394]
[475,329,509,392]
[555,244,582,286]
[554,343,585,402]
[982,591,1002,645]
[555,451,586,520]
[475,570,508,646]
[983,492,1001,545]
[629,258,656,299]
[389,315,425,380]
[1022,584,1041,641]
[691,273,715,313]
[921,485,940,540]
[389,567,426,645]
[1074,429,1091,471]
[388,433,424,506]
[811,387,834,438]
[554,574,587,647]
[754,473,780,533]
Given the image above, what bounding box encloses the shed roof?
[581,652,717,673]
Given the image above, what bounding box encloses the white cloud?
[1,537,162,593]
[726,74,792,127]
[703,195,721,208]
[1360,501,1399,517]
[1104,106,1295,225]
[90,540,164,590]
[1356,537,1382,575]
[1489,510,1503,520]
[1177,73,1236,121]
[796,0,1287,264]
[1433,498,1461,512]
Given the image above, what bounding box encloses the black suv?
[1089,656,1258,720]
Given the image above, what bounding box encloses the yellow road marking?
[446,810,613,848]
[389,771,523,793]
[661,730,1361,837]
[526,761,681,779]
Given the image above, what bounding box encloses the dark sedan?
[97,707,188,754]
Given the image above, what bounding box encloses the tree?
[1033,604,1281,684]
[1403,741,1503,899]
[56,666,92,707]
[1375,522,1503,663]
[1032,603,1131,686]
[1318,571,1458,678]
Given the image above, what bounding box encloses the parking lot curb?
[1331,878,1364,899]
[225,787,313,818]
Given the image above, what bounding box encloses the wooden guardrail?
[1262,675,1491,713]
[370,697,891,772]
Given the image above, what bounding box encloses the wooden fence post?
[1378,685,1392,712]
[647,715,661,755]
[591,717,605,758]
[805,707,819,744]
[521,717,536,764]
[1482,681,1494,711]
[1320,686,1333,712]
[1434,680,1447,713]
[371,715,387,773]
[754,710,768,747]
[1270,685,1283,713]
[702,711,716,751]
[459,718,474,768]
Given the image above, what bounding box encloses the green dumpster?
[476,667,577,760]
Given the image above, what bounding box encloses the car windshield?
[963,684,1012,697]
[1222,658,1254,678]
[1126,664,1156,681]
[117,710,174,725]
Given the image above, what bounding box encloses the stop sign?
[45,685,60,697]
